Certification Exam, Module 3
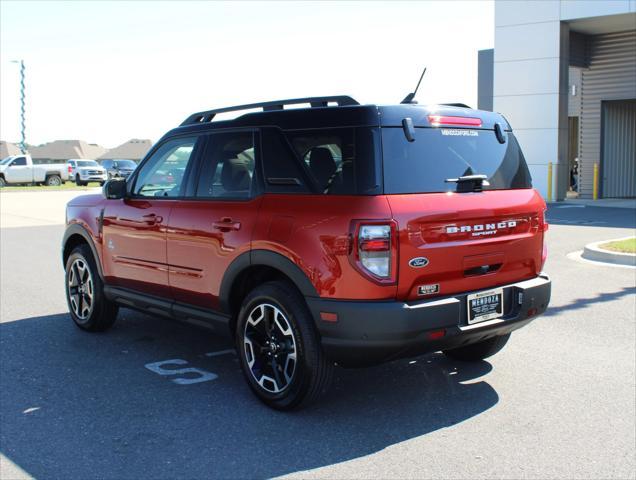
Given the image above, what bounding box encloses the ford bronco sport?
[62,96,551,410]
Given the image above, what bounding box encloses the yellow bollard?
[547,162,553,202]
[593,163,599,200]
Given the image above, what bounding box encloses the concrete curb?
[582,237,636,267]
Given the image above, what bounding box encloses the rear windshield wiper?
[445,174,490,193]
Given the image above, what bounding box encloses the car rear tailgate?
[388,189,546,301]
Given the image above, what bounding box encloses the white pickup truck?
[0,154,69,187]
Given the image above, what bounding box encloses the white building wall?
[493,0,636,201]
[494,2,562,200]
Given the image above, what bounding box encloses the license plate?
[467,288,504,324]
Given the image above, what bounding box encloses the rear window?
[382,127,532,194]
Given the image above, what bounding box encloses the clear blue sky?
[1,1,493,147]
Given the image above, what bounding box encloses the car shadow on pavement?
[543,286,636,318]
[1,310,499,479]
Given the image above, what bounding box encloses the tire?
[236,281,333,410]
[99,181,105,186]
[75,175,86,187]
[65,244,118,332]
[443,333,511,362]
[45,175,62,186]
[0,177,5,188]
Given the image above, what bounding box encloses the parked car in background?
[101,159,137,180]
[67,159,107,186]
[0,154,68,187]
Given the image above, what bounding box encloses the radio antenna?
[400,67,427,104]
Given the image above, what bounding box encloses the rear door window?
[382,127,532,194]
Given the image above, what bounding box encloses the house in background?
[478,1,635,200]
[0,141,21,159]
[98,139,152,163]
[29,140,107,164]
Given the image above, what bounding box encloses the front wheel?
[443,333,511,362]
[236,281,333,410]
[65,244,118,331]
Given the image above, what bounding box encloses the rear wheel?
[65,244,118,331]
[45,175,62,186]
[0,177,5,188]
[443,333,511,362]
[236,281,333,410]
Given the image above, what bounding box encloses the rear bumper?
[306,274,551,367]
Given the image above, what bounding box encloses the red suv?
[62,96,551,410]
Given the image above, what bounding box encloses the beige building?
[98,139,152,162]
[2,138,153,164]
[0,141,21,158]
[29,140,107,163]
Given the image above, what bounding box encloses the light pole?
[10,60,26,154]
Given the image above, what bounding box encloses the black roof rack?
[181,95,360,126]
[439,103,472,108]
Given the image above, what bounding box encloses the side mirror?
[102,179,127,199]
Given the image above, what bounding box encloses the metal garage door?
[602,100,636,198]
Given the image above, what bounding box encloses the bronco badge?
[409,257,429,268]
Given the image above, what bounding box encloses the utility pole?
[11,60,26,153]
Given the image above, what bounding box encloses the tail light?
[68,164,72,174]
[350,221,398,284]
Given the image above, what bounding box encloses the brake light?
[428,115,482,127]
[351,222,398,284]
[68,164,72,174]
[359,238,390,252]
[359,225,391,277]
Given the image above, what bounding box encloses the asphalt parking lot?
[1,190,635,479]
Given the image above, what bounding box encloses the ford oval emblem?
[409,257,429,268]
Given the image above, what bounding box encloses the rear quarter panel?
[253,194,397,300]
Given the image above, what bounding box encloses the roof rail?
[439,103,472,108]
[181,95,360,126]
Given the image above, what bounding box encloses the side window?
[196,132,255,199]
[11,157,27,166]
[285,128,352,194]
[285,128,381,195]
[261,128,309,193]
[133,137,197,197]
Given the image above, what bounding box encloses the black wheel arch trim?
[219,249,319,313]
[62,223,104,279]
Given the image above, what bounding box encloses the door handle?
[212,218,241,231]
[142,213,163,225]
